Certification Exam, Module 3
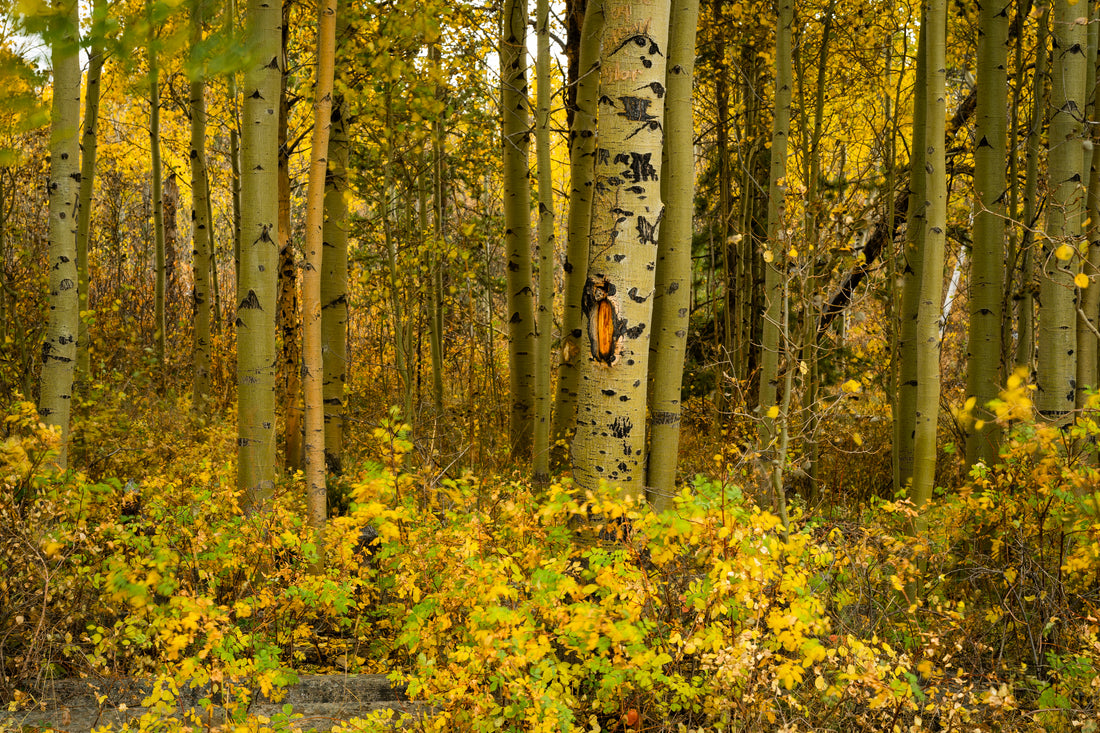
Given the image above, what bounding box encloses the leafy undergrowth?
[2,396,1100,732]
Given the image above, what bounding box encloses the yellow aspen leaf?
[1056,244,1075,260]
[763,250,774,263]
[788,247,799,258]
[1075,272,1090,288]
[767,405,780,419]
[841,379,861,394]
[852,432,863,446]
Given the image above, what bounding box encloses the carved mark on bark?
[582,275,626,366]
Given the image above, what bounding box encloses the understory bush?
[1,395,1099,731]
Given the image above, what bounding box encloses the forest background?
[1,0,1100,729]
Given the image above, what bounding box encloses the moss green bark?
[190,0,212,414]
[1038,0,1086,422]
[532,0,555,484]
[237,0,282,510]
[75,0,104,383]
[911,0,947,523]
[645,0,699,508]
[965,0,1009,465]
[549,0,603,467]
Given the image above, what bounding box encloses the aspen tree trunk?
[1077,5,1100,408]
[757,0,793,528]
[164,173,180,312]
[911,0,948,525]
[799,3,833,499]
[965,0,1008,465]
[75,0,104,382]
[549,0,603,466]
[237,0,282,510]
[501,0,536,459]
[532,0,555,484]
[381,101,412,421]
[712,0,732,423]
[277,9,302,472]
[302,0,337,567]
[150,8,166,371]
[190,0,213,414]
[431,45,446,423]
[896,17,927,492]
[571,0,670,494]
[1017,6,1048,371]
[39,0,81,468]
[646,0,699,508]
[1038,0,1086,422]
[228,0,242,287]
[321,91,348,472]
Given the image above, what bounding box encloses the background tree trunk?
[646,0,699,508]
[190,0,212,415]
[321,91,348,473]
[532,0,555,484]
[501,0,535,460]
[1038,0,1086,423]
[75,0,105,383]
[302,0,337,569]
[549,0,603,467]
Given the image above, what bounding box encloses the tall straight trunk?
[532,0,555,484]
[75,0,105,382]
[237,0,282,510]
[302,0,337,567]
[382,101,412,420]
[571,0,670,494]
[164,172,180,311]
[321,93,348,472]
[911,0,948,523]
[757,0,793,530]
[1038,0,1086,422]
[228,0,242,288]
[1017,5,1048,371]
[426,45,446,422]
[896,16,927,492]
[646,0,699,508]
[1078,20,1100,408]
[278,40,303,472]
[713,0,732,414]
[502,0,535,459]
[1003,8,1025,370]
[801,3,833,499]
[39,0,81,468]
[966,0,1009,465]
[190,0,213,414]
[549,0,603,466]
[150,8,166,371]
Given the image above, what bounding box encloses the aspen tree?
[896,17,927,492]
[965,0,1009,465]
[237,0,282,510]
[302,0,337,566]
[571,0,670,493]
[75,0,104,382]
[149,0,166,371]
[321,90,348,472]
[757,0,793,529]
[646,0,698,506]
[39,0,81,468]
[911,0,947,525]
[501,0,535,459]
[190,0,213,414]
[550,0,603,465]
[533,0,555,484]
[1038,0,1086,423]
[1016,6,1048,372]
